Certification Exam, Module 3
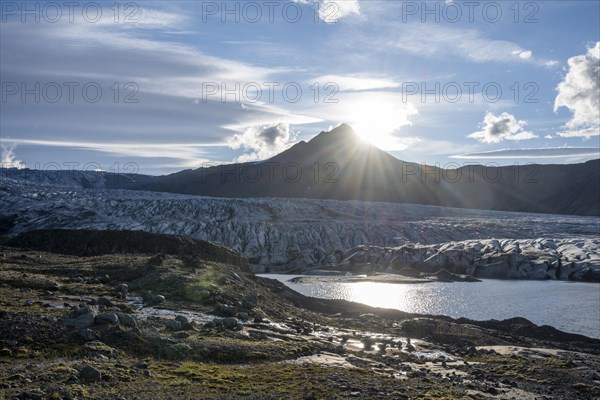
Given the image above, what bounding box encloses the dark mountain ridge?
[121,124,600,216]
[2,124,597,216]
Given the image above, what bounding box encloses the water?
[261,275,600,339]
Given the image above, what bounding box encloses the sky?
[0,0,599,175]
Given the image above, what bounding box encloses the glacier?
[1,170,599,281]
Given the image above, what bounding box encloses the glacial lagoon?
[262,275,600,339]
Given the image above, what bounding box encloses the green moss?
[182,284,211,303]
[544,355,573,369]
[164,343,193,359]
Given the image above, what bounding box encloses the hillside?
[124,124,600,216]
[1,229,599,399]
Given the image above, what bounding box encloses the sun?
[343,95,418,150]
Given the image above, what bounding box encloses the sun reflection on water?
[260,274,600,338]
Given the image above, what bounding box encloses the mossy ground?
[1,245,599,399]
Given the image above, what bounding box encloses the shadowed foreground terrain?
[1,230,599,399]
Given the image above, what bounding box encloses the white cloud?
[452,147,600,159]
[229,123,295,162]
[294,0,360,23]
[545,60,559,67]
[0,144,27,169]
[468,112,538,143]
[311,74,399,91]
[554,42,600,138]
[513,50,532,59]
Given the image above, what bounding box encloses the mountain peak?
[309,123,359,145]
[329,123,357,136]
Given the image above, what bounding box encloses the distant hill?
[121,124,600,216]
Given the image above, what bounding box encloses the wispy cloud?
[1,10,287,100]
[1,138,224,160]
[452,147,600,159]
[346,16,541,64]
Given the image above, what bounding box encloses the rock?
[114,283,129,293]
[466,346,478,356]
[486,387,499,395]
[174,315,194,330]
[150,295,165,305]
[203,321,217,330]
[95,313,119,325]
[584,371,600,381]
[135,360,149,369]
[64,309,96,329]
[115,312,137,329]
[80,365,102,382]
[71,306,97,318]
[97,297,114,307]
[238,312,249,320]
[222,317,239,330]
[78,328,96,342]
[16,391,44,400]
[216,303,238,317]
[165,319,182,331]
[242,294,258,309]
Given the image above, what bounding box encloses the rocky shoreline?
[1,230,599,399]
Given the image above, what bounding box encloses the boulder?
[95,313,119,325]
[222,317,240,330]
[80,365,101,382]
[115,312,137,329]
[64,307,97,329]
[114,283,129,293]
[78,328,96,342]
[165,319,182,331]
[216,304,238,317]
[149,294,165,305]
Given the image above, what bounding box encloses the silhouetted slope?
[124,124,600,216]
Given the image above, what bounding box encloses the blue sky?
[1,0,599,175]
